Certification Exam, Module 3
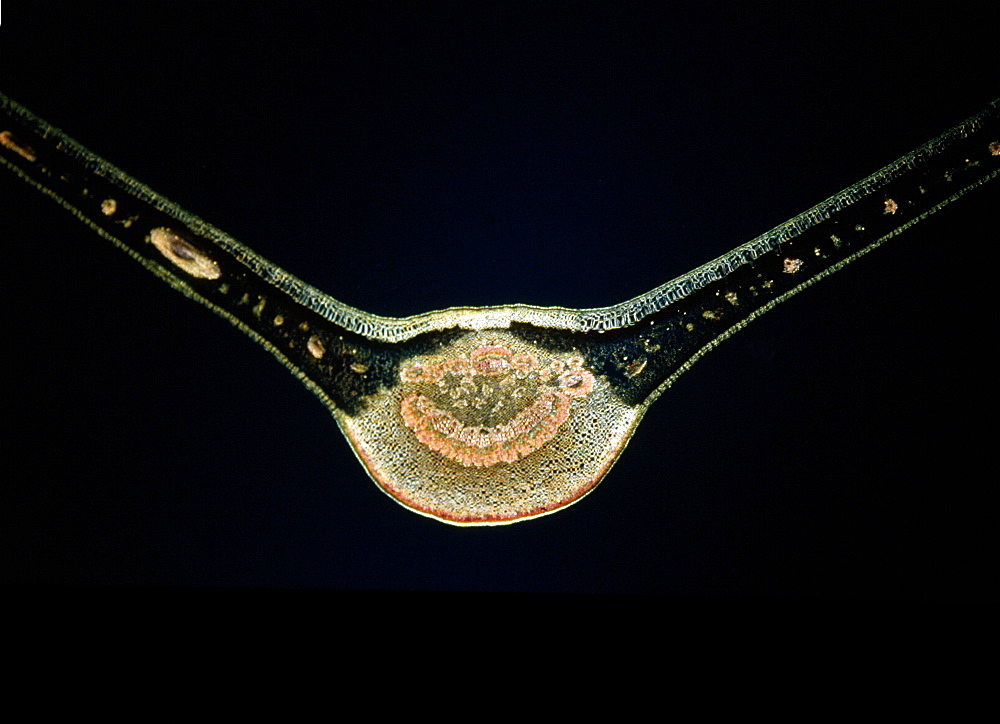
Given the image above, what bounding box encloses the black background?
[2,2,996,597]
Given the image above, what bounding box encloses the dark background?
[2,2,995,597]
